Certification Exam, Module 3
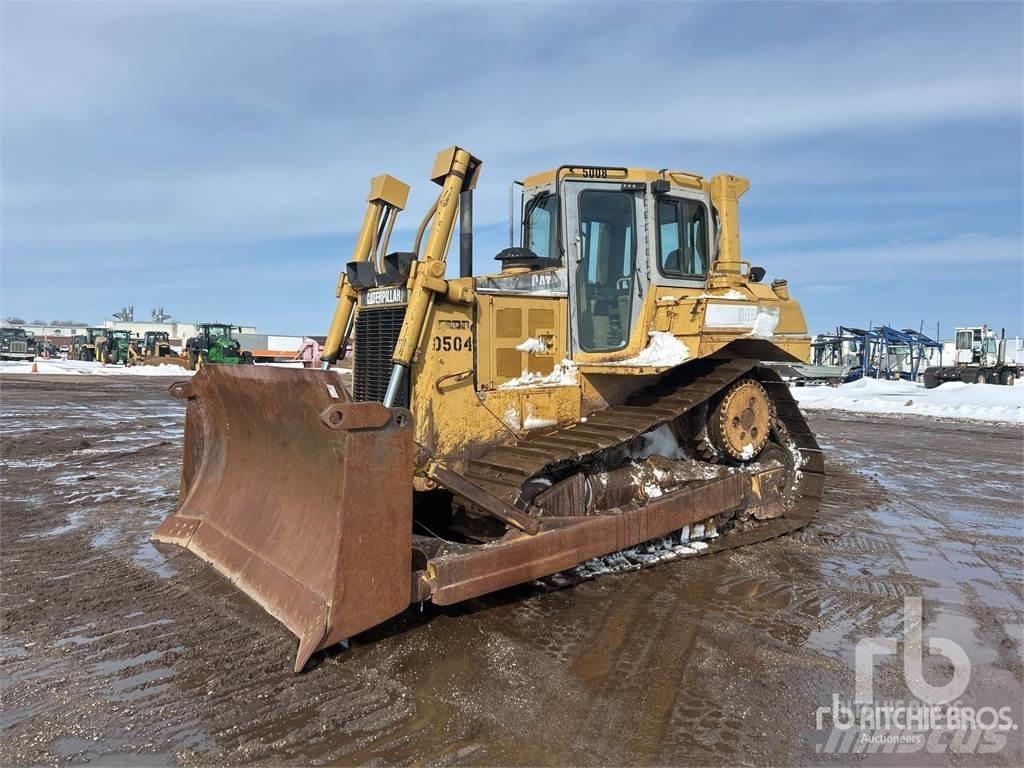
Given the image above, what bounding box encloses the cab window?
[576,189,636,351]
[524,194,558,260]
[657,198,709,277]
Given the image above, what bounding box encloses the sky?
[1,0,1022,338]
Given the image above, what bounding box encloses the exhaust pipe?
[459,188,473,278]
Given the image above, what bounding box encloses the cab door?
[563,181,648,355]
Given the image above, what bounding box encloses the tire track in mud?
[3,381,1022,766]
[1,378,426,766]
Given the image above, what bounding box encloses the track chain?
[466,357,825,547]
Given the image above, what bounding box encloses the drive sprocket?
[708,378,774,461]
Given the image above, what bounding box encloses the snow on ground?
[0,360,194,376]
[791,377,1024,424]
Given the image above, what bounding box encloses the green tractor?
[184,323,253,370]
[97,329,133,364]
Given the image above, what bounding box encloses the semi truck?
[0,326,35,361]
[924,326,1021,388]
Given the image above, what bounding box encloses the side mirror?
[749,266,766,283]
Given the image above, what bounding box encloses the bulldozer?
[154,147,824,672]
[129,331,177,366]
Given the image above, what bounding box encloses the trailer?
[808,325,941,383]
[924,326,1020,388]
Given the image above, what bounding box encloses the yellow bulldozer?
[154,147,823,672]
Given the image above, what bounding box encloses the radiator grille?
[10,342,27,354]
[353,305,409,407]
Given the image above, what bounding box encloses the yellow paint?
[322,174,411,363]
[341,151,811,478]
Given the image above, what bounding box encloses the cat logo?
[362,286,408,307]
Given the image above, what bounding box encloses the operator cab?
[509,167,718,354]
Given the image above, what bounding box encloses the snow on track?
[791,377,1024,424]
[0,359,194,376]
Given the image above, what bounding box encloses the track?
[466,357,825,546]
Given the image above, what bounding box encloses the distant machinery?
[810,325,942,382]
[151,307,173,323]
[924,326,1021,387]
[113,306,135,322]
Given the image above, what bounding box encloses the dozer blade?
[153,365,413,672]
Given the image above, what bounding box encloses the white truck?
[924,326,1021,387]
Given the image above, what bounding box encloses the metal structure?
[154,146,824,672]
[811,325,941,382]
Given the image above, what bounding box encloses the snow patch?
[747,308,780,338]
[642,483,664,499]
[634,424,686,460]
[698,289,747,301]
[739,443,755,460]
[0,360,194,376]
[500,359,577,389]
[502,404,522,431]
[514,337,549,354]
[791,377,1024,424]
[610,332,690,368]
[523,412,558,431]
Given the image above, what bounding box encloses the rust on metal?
[430,464,541,534]
[154,359,824,673]
[152,365,414,672]
[426,472,749,605]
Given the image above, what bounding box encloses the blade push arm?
[322,174,410,366]
[383,146,481,406]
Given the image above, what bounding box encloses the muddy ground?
[1,375,1022,766]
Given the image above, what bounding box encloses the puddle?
[53,736,178,766]
[93,646,183,675]
[110,665,176,692]
[0,644,30,659]
[91,526,120,549]
[132,541,177,579]
[22,509,87,540]
[56,618,174,647]
[0,457,60,469]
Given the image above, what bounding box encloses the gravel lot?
[2,375,1021,766]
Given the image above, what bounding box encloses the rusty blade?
[153,365,413,672]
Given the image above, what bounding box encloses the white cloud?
[0,1,1021,335]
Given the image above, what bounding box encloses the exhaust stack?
[459,189,473,278]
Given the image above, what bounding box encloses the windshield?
[207,325,233,338]
[524,194,559,261]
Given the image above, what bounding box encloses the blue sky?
[2,1,1021,338]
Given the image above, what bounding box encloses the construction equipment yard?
[1,374,1020,766]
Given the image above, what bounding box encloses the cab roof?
[522,166,710,193]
